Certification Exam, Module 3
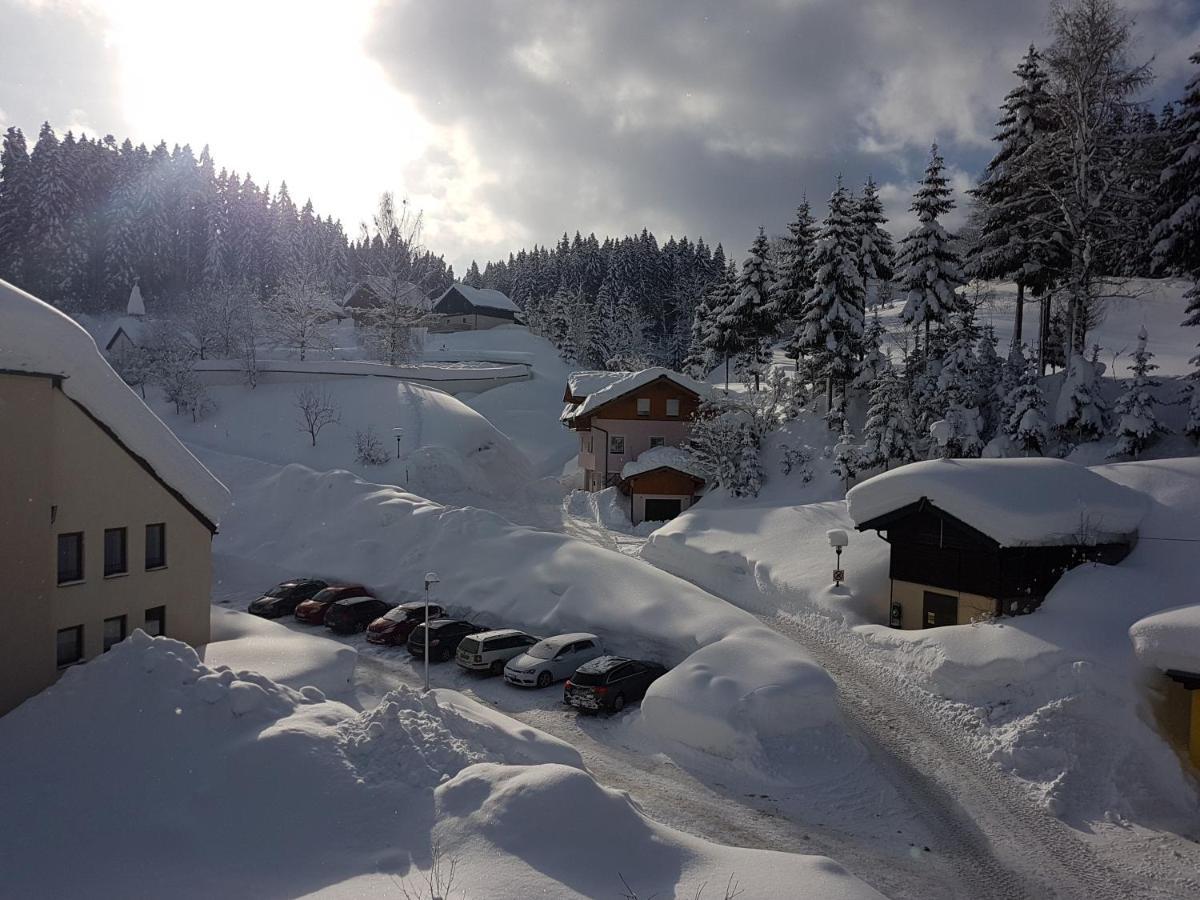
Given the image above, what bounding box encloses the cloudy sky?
[2,0,1198,270]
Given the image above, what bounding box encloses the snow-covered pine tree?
[968,45,1059,348]
[1004,358,1049,454]
[855,176,894,307]
[973,323,1003,439]
[895,145,967,349]
[860,364,916,471]
[1151,48,1200,281]
[28,123,74,301]
[0,126,31,284]
[777,197,819,368]
[1055,349,1109,441]
[1108,325,1168,458]
[723,227,776,389]
[830,419,860,489]
[683,286,717,378]
[853,306,888,391]
[802,178,865,412]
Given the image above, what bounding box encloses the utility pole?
[422,572,439,692]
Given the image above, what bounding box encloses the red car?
[294,585,373,625]
[366,601,445,646]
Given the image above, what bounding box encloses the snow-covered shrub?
[1004,361,1048,454]
[830,420,860,488]
[778,443,814,481]
[1108,326,1168,458]
[354,426,391,466]
[1055,350,1108,441]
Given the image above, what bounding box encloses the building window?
[144,606,166,637]
[57,532,84,584]
[103,616,127,652]
[145,523,166,569]
[609,435,625,455]
[104,527,128,576]
[636,398,651,416]
[666,398,680,417]
[56,626,83,668]
[649,436,666,448]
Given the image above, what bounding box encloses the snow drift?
[1130,603,1200,675]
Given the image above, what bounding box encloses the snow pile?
[1129,604,1200,675]
[0,279,228,525]
[157,377,530,504]
[432,763,885,900]
[621,445,706,481]
[570,366,710,419]
[204,450,856,764]
[846,457,1147,546]
[339,685,582,787]
[202,607,358,698]
[0,630,880,899]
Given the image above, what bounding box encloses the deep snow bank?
[1130,603,1200,675]
[203,450,854,762]
[0,631,881,899]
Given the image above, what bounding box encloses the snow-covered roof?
[621,446,706,482]
[846,458,1146,547]
[437,283,518,313]
[566,370,632,399]
[101,315,148,351]
[0,280,228,529]
[126,283,145,317]
[568,367,710,420]
[342,277,430,311]
[1129,605,1200,676]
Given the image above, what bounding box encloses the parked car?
[326,595,397,634]
[564,656,668,714]
[504,633,605,688]
[248,579,328,619]
[406,619,485,662]
[294,585,373,625]
[456,629,539,676]
[366,601,445,646]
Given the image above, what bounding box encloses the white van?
[456,629,540,675]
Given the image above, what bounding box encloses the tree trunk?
[1013,278,1024,346]
[1038,297,1051,376]
[724,356,730,391]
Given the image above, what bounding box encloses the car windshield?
[312,588,341,603]
[526,642,558,660]
[383,607,417,623]
[265,584,294,598]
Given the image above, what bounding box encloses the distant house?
[101,283,149,357]
[1130,605,1200,769]
[848,459,1145,629]
[430,284,520,332]
[561,368,709,520]
[0,280,228,715]
[339,277,430,323]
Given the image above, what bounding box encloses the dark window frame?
[609,435,625,455]
[144,605,166,637]
[57,532,85,585]
[103,615,127,652]
[636,397,651,416]
[56,625,84,668]
[665,398,680,417]
[649,436,666,448]
[145,523,167,570]
[104,527,128,577]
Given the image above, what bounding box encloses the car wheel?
[536,670,552,689]
[439,647,452,662]
[611,693,626,714]
[489,660,504,676]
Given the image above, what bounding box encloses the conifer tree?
[777,197,819,367]
[1151,48,1200,280]
[0,126,31,282]
[802,179,865,411]
[1055,349,1109,441]
[855,176,894,307]
[722,227,776,389]
[860,365,916,471]
[830,420,860,489]
[1108,326,1168,457]
[895,145,966,347]
[1004,360,1049,454]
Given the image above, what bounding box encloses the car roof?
[424,618,472,629]
[473,629,529,641]
[575,655,632,674]
[335,596,379,607]
[396,600,440,611]
[533,632,599,650]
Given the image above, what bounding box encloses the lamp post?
[393,426,405,460]
[826,529,849,585]
[423,572,439,692]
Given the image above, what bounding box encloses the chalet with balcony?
[847,458,1145,629]
[561,368,709,521]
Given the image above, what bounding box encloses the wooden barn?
[429,284,520,331]
[847,459,1146,629]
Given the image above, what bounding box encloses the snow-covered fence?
[190,358,531,394]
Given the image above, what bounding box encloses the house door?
[922,591,958,628]
[643,498,682,522]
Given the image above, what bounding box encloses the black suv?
[565,656,667,714]
[325,596,396,634]
[407,619,485,662]
[248,579,328,618]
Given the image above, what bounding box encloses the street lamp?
[423,572,440,692]
[392,426,405,460]
[826,529,849,585]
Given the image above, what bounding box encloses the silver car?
[503,632,605,688]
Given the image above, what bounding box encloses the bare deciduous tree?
[263,264,335,361]
[294,386,341,447]
[393,841,464,900]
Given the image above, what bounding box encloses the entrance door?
[643,498,683,522]
[922,591,958,628]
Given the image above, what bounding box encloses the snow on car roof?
[0,280,229,528]
[568,367,710,420]
[1130,604,1200,675]
[335,595,378,606]
[575,655,631,674]
[847,458,1146,547]
[472,629,527,640]
[534,632,598,650]
[620,446,706,482]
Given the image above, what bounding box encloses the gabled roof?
[847,458,1146,548]
[102,316,148,352]
[566,367,709,421]
[564,370,631,401]
[341,277,430,310]
[0,280,229,531]
[620,446,706,483]
[433,283,518,313]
